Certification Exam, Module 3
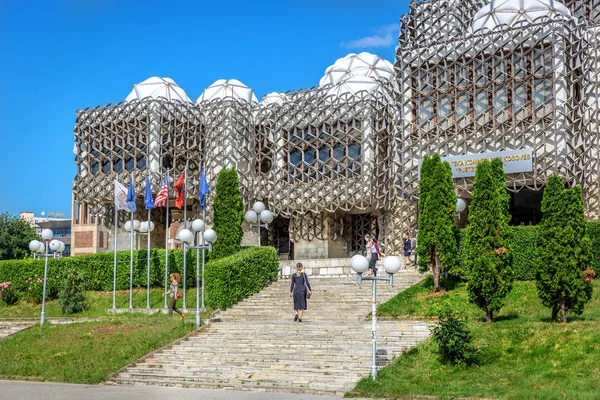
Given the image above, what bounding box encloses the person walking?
[364,235,373,276]
[403,233,413,269]
[290,263,312,322]
[162,273,185,319]
[369,236,381,276]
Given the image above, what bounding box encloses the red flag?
[173,172,185,209]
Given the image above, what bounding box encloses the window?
[284,120,363,183]
[411,46,554,133]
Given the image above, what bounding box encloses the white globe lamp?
[456,198,466,213]
[245,210,258,224]
[179,229,194,244]
[252,201,266,214]
[192,219,205,232]
[29,240,41,252]
[148,221,155,232]
[260,210,274,224]
[350,255,369,274]
[41,229,53,240]
[139,222,148,232]
[204,229,217,244]
[37,242,45,254]
[383,256,402,274]
[124,221,132,231]
[132,220,141,231]
[58,241,65,253]
[49,240,61,252]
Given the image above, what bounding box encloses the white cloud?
[341,24,398,49]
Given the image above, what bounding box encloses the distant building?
[20,212,72,256]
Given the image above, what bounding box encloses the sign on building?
[419,148,533,179]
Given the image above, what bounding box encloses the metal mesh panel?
[73,0,600,254]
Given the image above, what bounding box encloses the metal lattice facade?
[72,0,600,256]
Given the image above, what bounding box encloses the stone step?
[108,268,430,395]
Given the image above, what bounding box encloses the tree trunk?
[561,300,567,323]
[551,305,559,322]
[486,309,493,323]
[433,252,441,292]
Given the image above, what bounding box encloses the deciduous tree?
[0,212,38,260]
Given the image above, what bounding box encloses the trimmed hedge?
[204,246,279,309]
[0,246,279,308]
[457,221,600,280]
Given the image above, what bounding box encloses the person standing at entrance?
[290,263,312,322]
[403,233,413,269]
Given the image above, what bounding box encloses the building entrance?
[510,187,544,225]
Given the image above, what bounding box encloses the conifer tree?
[417,154,457,291]
[211,167,244,260]
[59,269,87,314]
[536,175,593,322]
[464,158,514,323]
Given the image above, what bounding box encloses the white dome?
[326,76,382,98]
[197,79,258,104]
[319,52,394,87]
[471,0,572,32]
[261,92,289,106]
[125,77,191,102]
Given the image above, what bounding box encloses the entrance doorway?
[510,188,543,225]
[266,217,292,260]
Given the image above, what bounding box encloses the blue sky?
[0,0,410,218]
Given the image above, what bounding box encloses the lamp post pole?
[180,221,217,328]
[245,201,274,247]
[29,231,65,327]
[350,255,401,380]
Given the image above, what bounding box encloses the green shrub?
[0,281,18,305]
[507,226,537,280]
[59,269,87,314]
[586,220,600,274]
[431,308,479,366]
[212,167,244,260]
[204,246,279,309]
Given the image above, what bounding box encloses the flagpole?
[164,168,170,309]
[147,175,152,309]
[201,207,206,309]
[129,173,134,310]
[113,179,118,310]
[182,162,188,309]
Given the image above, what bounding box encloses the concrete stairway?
[108,269,432,396]
[0,320,35,340]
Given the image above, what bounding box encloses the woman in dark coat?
[290,263,312,322]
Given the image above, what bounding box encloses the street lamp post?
[244,201,274,246]
[29,229,65,327]
[456,198,466,223]
[349,254,402,380]
[125,219,141,309]
[179,221,217,328]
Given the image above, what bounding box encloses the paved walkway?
[0,381,348,400]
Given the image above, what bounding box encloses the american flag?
[154,175,169,207]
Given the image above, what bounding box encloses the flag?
[174,172,185,209]
[114,180,130,212]
[199,168,210,211]
[154,175,169,207]
[126,177,137,213]
[144,177,155,210]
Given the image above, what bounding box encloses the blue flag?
[144,177,155,210]
[126,177,137,213]
[199,169,210,211]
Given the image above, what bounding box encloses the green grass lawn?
[0,314,195,383]
[348,277,600,400]
[0,288,213,318]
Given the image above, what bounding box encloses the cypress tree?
[417,154,458,292]
[536,175,593,322]
[211,167,244,260]
[464,158,514,323]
